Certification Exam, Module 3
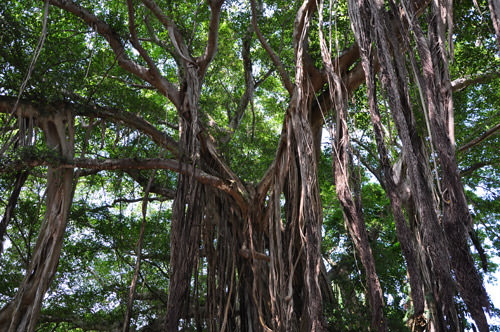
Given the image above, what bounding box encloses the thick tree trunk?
[289,100,325,332]
[286,3,325,330]
[164,65,205,331]
[403,1,490,329]
[165,177,203,332]
[0,109,74,332]
[363,54,426,321]
[349,0,458,328]
[345,0,426,323]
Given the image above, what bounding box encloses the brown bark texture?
[346,0,426,323]
[0,0,494,331]
[0,108,75,332]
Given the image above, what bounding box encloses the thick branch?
[451,71,500,92]
[126,0,164,83]
[48,0,180,108]
[141,0,193,64]
[460,160,500,176]
[1,157,246,209]
[198,0,225,76]
[125,170,176,199]
[223,24,255,143]
[0,171,30,258]
[0,96,180,156]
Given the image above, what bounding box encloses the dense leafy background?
[0,0,499,330]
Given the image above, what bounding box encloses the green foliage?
[0,0,499,330]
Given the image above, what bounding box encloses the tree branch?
[126,0,164,82]
[141,0,193,64]
[126,169,176,199]
[222,24,255,143]
[250,0,294,94]
[460,160,500,176]
[0,157,246,209]
[458,122,500,153]
[451,71,500,92]
[143,14,180,65]
[0,95,180,157]
[48,0,180,108]
[198,0,225,76]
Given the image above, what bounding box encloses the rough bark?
[11,0,493,330]
[346,0,428,324]
[318,2,386,330]
[164,60,204,331]
[403,0,490,329]
[286,2,325,330]
[354,2,455,330]
[0,108,75,332]
[347,4,426,321]
[331,87,386,332]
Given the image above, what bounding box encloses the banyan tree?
[0,0,499,331]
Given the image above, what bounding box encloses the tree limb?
[0,157,247,209]
[457,122,500,153]
[197,0,225,76]
[126,0,165,83]
[0,95,180,157]
[250,0,294,94]
[48,0,180,108]
[460,160,500,176]
[222,24,255,143]
[451,71,500,92]
[141,0,193,65]
[0,170,30,259]
[125,170,176,199]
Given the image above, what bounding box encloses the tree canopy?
[0,0,499,331]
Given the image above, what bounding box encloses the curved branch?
[197,0,225,76]
[0,157,247,210]
[250,0,294,94]
[140,0,193,64]
[451,71,500,92]
[126,0,164,82]
[460,160,500,176]
[0,96,180,156]
[48,0,180,108]
[222,24,255,143]
[458,122,500,153]
[125,170,176,199]
[0,170,30,258]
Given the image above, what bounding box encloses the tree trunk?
[403,1,490,329]
[346,0,426,323]
[164,64,205,331]
[331,93,386,332]
[0,108,75,332]
[319,3,387,329]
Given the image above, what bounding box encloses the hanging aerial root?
[0,108,75,332]
[487,0,500,52]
